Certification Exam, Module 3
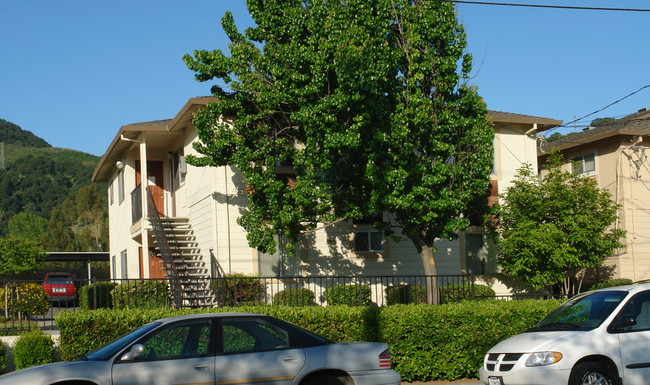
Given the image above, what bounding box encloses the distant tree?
[8,212,48,243]
[0,119,50,147]
[493,150,626,296]
[44,208,74,251]
[590,117,615,127]
[0,237,45,279]
[184,0,494,304]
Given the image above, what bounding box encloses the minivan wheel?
[570,362,613,385]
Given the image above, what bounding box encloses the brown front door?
[136,160,165,216]
[149,249,165,279]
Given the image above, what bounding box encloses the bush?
[385,285,427,305]
[0,341,6,373]
[379,300,562,381]
[211,273,264,306]
[80,282,118,310]
[0,282,49,317]
[440,283,495,304]
[111,280,170,309]
[589,278,633,291]
[13,331,54,370]
[324,284,372,306]
[273,288,316,306]
[56,300,565,382]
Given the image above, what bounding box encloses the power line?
[442,0,650,12]
[550,85,650,132]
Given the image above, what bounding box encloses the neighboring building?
[92,97,561,302]
[539,108,650,282]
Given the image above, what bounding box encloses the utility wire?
[550,85,650,132]
[441,0,650,12]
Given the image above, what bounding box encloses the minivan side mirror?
[609,314,636,332]
[120,344,144,361]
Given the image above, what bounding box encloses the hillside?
[0,119,102,238]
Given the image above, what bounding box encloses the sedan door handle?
[194,364,210,371]
[283,357,297,363]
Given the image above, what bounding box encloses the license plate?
[53,287,66,293]
[488,377,503,385]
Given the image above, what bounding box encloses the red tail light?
[379,348,392,368]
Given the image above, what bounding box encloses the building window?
[464,233,498,275]
[258,235,301,277]
[173,150,186,188]
[111,255,116,278]
[120,249,128,278]
[109,179,114,205]
[118,169,125,204]
[572,152,596,175]
[354,230,384,252]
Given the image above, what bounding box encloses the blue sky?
[1,1,649,157]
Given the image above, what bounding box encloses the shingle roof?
[547,108,650,151]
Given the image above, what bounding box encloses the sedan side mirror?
[121,344,144,361]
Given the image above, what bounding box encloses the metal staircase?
[146,188,212,307]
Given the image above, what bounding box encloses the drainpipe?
[224,166,232,273]
[627,136,643,281]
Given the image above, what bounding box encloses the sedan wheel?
[570,362,613,385]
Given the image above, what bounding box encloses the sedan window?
[222,318,290,353]
[139,320,212,360]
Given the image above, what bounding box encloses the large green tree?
[495,151,626,296]
[0,237,45,279]
[184,0,493,302]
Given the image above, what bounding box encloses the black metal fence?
[0,274,487,333]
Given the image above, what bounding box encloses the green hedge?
[111,280,171,309]
[80,282,118,310]
[440,283,495,304]
[13,332,54,370]
[273,288,317,306]
[210,274,264,306]
[589,278,633,290]
[55,300,562,381]
[324,284,372,306]
[385,285,426,305]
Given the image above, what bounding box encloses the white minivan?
[479,282,650,385]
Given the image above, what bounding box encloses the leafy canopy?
[494,150,626,295]
[183,0,493,263]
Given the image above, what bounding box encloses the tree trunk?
[413,237,440,305]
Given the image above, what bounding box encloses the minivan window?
[529,291,628,331]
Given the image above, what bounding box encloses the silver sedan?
[0,312,401,385]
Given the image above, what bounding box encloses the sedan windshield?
[529,291,628,331]
[82,322,161,361]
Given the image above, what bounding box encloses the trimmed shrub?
[440,283,495,304]
[13,331,54,370]
[211,273,264,306]
[379,300,562,381]
[0,283,49,317]
[589,278,633,291]
[111,280,170,309]
[81,282,118,310]
[273,288,317,306]
[56,300,565,382]
[0,341,6,373]
[324,284,372,306]
[385,285,427,305]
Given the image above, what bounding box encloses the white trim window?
[120,249,128,278]
[572,152,596,175]
[354,230,384,253]
[118,169,125,204]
